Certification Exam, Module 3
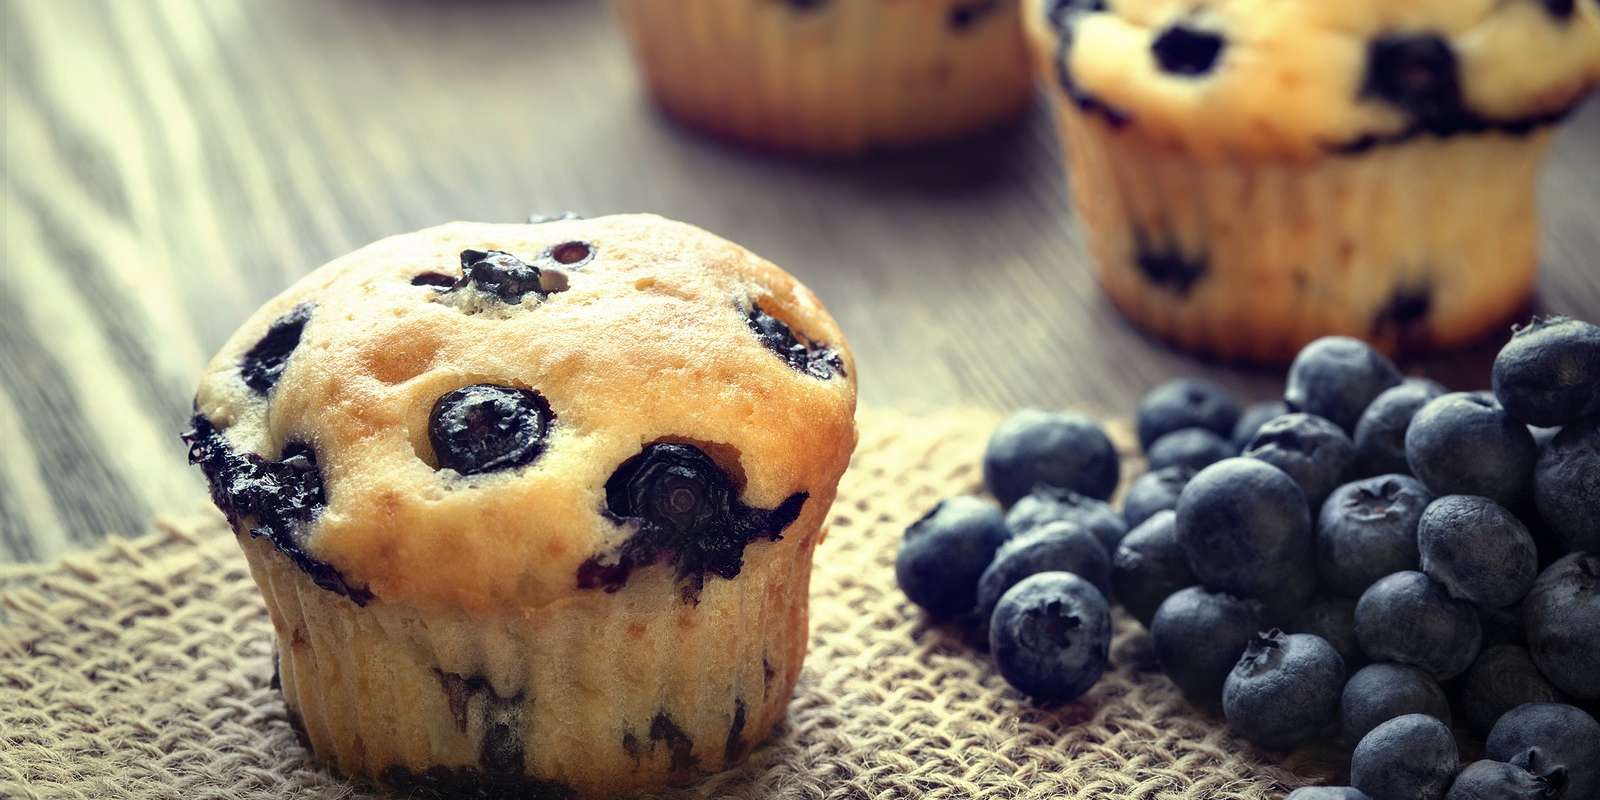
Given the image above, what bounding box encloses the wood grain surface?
[2,0,1597,562]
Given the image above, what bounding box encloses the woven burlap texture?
[1,409,1336,800]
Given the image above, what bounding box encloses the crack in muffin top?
[1026,0,1600,159]
[191,214,857,612]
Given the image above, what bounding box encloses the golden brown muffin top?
[189,215,857,614]
[1026,0,1600,159]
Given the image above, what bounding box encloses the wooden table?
[3,0,1598,562]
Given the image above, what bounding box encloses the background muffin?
[616,0,1035,155]
[186,214,858,797]
[1025,0,1600,362]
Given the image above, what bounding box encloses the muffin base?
[237,527,819,798]
[1050,100,1555,363]
[615,0,1034,156]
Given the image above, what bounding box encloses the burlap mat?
[1,409,1337,799]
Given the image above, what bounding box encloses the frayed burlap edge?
[0,408,1337,799]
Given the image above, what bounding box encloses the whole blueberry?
[1287,789,1371,800]
[1406,392,1537,507]
[1486,703,1600,800]
[1122,465,1194,530]
[1005,485,1127,552]
[984,410,1120,506]
[1177,458,1313,598]
[1136,378,1242,450]
[1111,510,1195,628]
[1146,428,1235,472]
[459,249,545,303]
[1350,714,1459,800]
[428,384,554,475]
[1151,586,1264,710]
[1233,400,1290,452]
[976,521,1111,630]
[1245,413,1357,508]
[1444,760,1557,800]
[1354,379,1446,477]
[1223,630,1346,750]
[895,497,1008,618]
[1416,495,1538,608]
[1355,571,1481,680]
[1285,337,1403,435]
[988,571,1112,705]
[1523,553,1600,698]
[1341,662,1452,744]
[1292,598,1365,671]
[1491,315,1600,427]
[1534,417,1600,553]
[1459,645,1567,738]
[1317,476,1431,597]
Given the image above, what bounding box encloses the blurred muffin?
[1025,0,1600,362]
[186,214,857,797]
[616,0,1035,155]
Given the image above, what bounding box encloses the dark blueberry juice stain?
[1134,236,1208,295]
[412,271,459,288]
[458,249,546,304]
[1372,286,1432,350]
[746,305,845,380]
[241,303,311,394]
[724,699,748,764]
[428,384,554,476]
[1363,34,1465,133]
[1542,0,1576,19]
[650,712,699,773]
[1045,0,1106,31]
[578,443,807,601]
[380,766,575,800]
[1051,14,1131,129]
[184,414,372,604]
[1152,25,1225,76]
[433,670,527,776]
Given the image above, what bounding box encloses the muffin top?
[1027,0,1600,159]
[187,214,857,614]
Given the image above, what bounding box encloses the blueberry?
[1354,379,1447,477]
[1459,645,1568,738]
[1151,586,1264,710]
[1317,476,1431,597]
[1523,553,1600,699]
[1286,789,1372,800]
[1176,458,1313,598]
[1146,428,1235,473]
[428,385,553,475]
[894,496,1009,619]
[1362,35,1464,133]
[1292,598,1365,671]
[1350,714,1459,800]
[1233,400,1290,452]
[587,442,807,598]
[1223,630,1345,750]
[1540,0,1577,19]
[1245,413,1356,508]
[976,520,1111,629]
[1285,337,1403,435]
[241,303,312,394]
[1534,417,1600,553]
[745,305,844,380]
[988,571,1112,705]
[459,249,546,303]
[1355,571,1481,680]
[1406,392,1538,507]
[1112,510,1196,628]
[1486,703,1600,800]
[1151,25,1226,77]
[1491,315,1600,427]
[1136,378,1242,450]
[983,410,1120,506]
[1004,485,1127,552]
[1417,495,1538,608]
[1340,662,1452,744]
[1122,465,1194,530]
[1444,760,1557,800]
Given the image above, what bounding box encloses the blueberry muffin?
[184,214,857,797]
[1025,0,1600,362]
[615,0,1035,155]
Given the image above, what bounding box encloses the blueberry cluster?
[896,317,1600,799]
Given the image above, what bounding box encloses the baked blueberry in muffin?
[186,214,857,797]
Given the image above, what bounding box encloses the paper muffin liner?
[1044,97,1555,362]
[237,526,820,798]
[614,0,1033,155]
